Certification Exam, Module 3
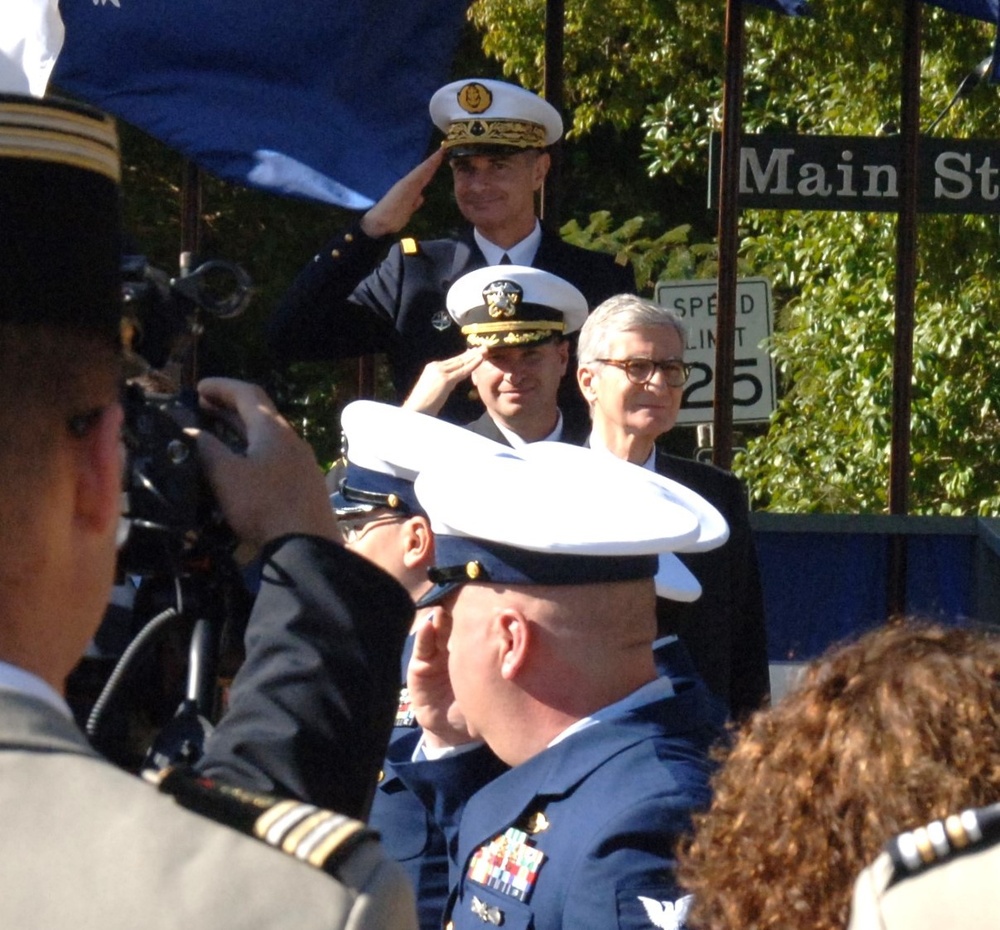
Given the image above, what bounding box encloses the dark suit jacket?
[653,451,770,720]
[266,223,636,427]
[463,410,590,447]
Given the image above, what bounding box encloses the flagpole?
[887,0,922,617]
[178,159,203,389]
[543,0,565,226]
[713,0,745,471]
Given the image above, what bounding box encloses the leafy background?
[116,2,1000,514]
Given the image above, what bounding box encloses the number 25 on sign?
[653,278,776,426]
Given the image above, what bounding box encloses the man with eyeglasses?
[576,294,770,721]
[402,264,590,446]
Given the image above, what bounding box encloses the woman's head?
[677,620,1000,930]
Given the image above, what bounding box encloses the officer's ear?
[555,337,570,375]
[401,515,435,571]
[72,403,124,536]
[531,150,551,190]
[498,608,530,681]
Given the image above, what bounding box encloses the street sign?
[654,277,776,425]
[708,132,1000,214]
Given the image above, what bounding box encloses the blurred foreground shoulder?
[848,802,1000,930]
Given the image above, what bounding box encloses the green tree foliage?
[471,0,1000,514]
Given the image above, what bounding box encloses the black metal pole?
[713,0,745,471]
[543,0,565,226]
[887,0,921,617]
[179,160,203,389]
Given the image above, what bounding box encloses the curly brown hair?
[676,619,1000,930]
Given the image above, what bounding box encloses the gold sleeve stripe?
[304,819,367,869]
[255,800,320,844]
[0,101,119,182]
[280,809,341,855]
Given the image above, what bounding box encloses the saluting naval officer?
[385,439,725,930]
[402,264,590,445]
[266,77,636,432]
[0,93,416,930]
[329,401,508,930]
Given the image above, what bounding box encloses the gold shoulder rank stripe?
[0,99,119,183]
[255,799,367,869]
[154,767,371,876]
[401,237,420,255]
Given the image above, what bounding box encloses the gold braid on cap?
[463,321,565,347]
[444,119,547,150]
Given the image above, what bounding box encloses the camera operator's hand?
[193,378,341,555]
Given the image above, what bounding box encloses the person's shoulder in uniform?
[848,802,1000,930]
[0,704,417,930]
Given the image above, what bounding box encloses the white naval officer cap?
[519,441,730,603]
[331,400,506,516]
[413,440,728,608]
[446,264,588,348]
[429,78,563,155]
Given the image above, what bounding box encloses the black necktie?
[499,253,512,265]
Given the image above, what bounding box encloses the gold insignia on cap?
[387,493,400,509]
[464,321,564,348]
[466,561,482,580]
[457,82,493,114]
[484,280,522,319]
[525,811,550,834]
[444,118,546,151]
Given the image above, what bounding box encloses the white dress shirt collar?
[494,409,564,447]
[474,220,542,267]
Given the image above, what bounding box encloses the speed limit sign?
[654,278,776,425]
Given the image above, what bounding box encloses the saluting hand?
[360,147,445,238]
[407,607,477,750]
[402,345,487,416]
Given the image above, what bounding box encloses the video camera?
[117,254,252,576]
[79,253,254,771]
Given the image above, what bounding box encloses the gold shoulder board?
[400,237,420,256]
[153,766,371,876]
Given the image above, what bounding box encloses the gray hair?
[577,294,687,366]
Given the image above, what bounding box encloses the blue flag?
[923,0,1000,82]
[924,0,997,19]
[748,0,811,14]
[51,0,471,207]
